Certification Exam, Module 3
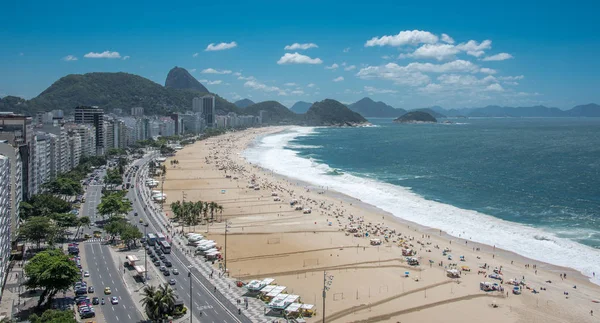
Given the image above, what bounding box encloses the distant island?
[394,111,437,123]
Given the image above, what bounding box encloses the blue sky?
[1,0,599,109]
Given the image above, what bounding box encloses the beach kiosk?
[246,278,275,293]
[446,269,460,278]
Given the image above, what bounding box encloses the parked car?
[92,297,100,305]
[172,268,179,275]
[88,286,94,293]
[163,270,170,276]
[164,261,172,267]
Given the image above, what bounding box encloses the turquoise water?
[293,118,600,247]
[244,118,600,280]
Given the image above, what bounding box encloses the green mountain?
[0,71,239,116]
[243,101,299,124]
[305,99,367,126]
[234,99,255,108]
[290,101,313,114]
[165,66,209,93]
[567,103,600,117]
[349,97,406,117]
[394,111,437,123]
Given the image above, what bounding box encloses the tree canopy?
[24,249,80,307]
[97,190,131,220]
[20,216,59,248]
[19,194,72,219]
[29,309,77,323]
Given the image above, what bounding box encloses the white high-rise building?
[0,142,22,246]
[0,155,11,299]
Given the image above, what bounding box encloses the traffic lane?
[129,186,246,322]
[84,243,144,323]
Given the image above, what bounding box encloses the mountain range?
[348,97,406,117]
[1,66,598,122]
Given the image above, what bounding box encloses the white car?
[83,271,90,277]
[111,296,119,304]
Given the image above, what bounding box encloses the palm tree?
[217,204,224,222]
[209,202,217,223]
[203,202,210,233]
[158,283,177,315]
[141,285,161,321]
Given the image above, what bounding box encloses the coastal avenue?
[126,153,252,323]
[79,179,144,322]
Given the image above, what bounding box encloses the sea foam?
[243,127,600,284]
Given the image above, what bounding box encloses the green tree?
[20,194,72,219]
[29,309,77,323]
[43,177,83,197]
[75,216,91,238]
[97,191,131,220]
[141,283,178,321]
[104,168,123,189]
[20,217,58,248]
[121,223,143,248]
[24,249,80,307]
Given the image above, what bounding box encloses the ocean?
[243,118,600,282]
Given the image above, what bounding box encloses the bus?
[146,233,157,246]
[158,240,171,254]
[156,233,166,242]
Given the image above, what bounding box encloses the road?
[84,242,144,322]
[126,154,252,323]
[79,170,145,323]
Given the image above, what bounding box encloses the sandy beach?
[161,126,600,323]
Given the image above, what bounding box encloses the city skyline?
[1,0,599,109]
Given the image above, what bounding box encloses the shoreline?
[162,126,600,323]
[244,126,597,285]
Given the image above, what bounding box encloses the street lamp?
[188,270,193,323]
[322,271,334,323]
[224,221,231,277]
[144,225,148,282]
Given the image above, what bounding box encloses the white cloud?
[192,53,199,58]
[441,33,455,44]
[284,43,318,50]
[122,56,130,60]
[277,52,323,65]
[244,80,287,96]
[307,83,316,88]
[333,76,344,82]
[291,90,304,95]
[344,65,356,71]
[406,60,479,73]
[201,68,232,74]
[205,41,237,51]
[365,30,438,47]
[455,40,492,57]
[62,55,78,61]
[381,55,393,60]
[357,63,430,86]
[84,51,121,59]
[189,68,197,73]
[357,60,482,87]
[238,75,255,81]
[325,63,339,70]
[401,44,460,61]
[486,83,504,92]
[479,67,497,74]
[343,47,351,53]
[198,79,223,85]
[364,86,398,94]
[482,53,514,61]
[233,72,241,76]
[498,75,524,81]
[284,83,297,86]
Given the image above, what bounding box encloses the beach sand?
[160,126,599,323]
